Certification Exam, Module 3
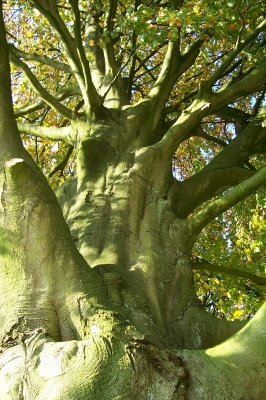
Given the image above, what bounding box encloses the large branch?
[103,0,118,77]
[155,56,266,168]
[17,122,74,145]
[189,164,266,236]
[100,0,129,106]
[215,106,251,124]
[154,96,214,163]
[201,106,266,172]
[69,0,102,109]
[84,12,105,91]
[147,39,181,104]
[14,86,81,118]
[171,110,266,217]
[30,0,102,110]
[0,3,24,158]
[170,167,255,219]
[9,45,72,74]
[9,50,74,121]
[154,18,266,161]
[212,59,266,108]
[147,30,210,117]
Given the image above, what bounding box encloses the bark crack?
[1,316,26,351]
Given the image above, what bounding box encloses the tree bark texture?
[1,110,265,399]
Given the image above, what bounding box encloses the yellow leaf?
[194,4,201,13]
[169,13,176,27]
[233,309,242,319]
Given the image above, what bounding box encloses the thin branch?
[106,0,118,34]
[194,126,227,148]
[163,54,240,117]
[214,106,251,135]
[15,101,47,119]
[252,87,266,116]
[164,90,198,115]
[134,56,160,81]
[206,18,266,88]
[213,59,266,108]
[10,50,74,120]
[236,0,245,47]
[9,44,72,73]
[48,144,74,177]
[102,49,137,101]
[128,34,137,100]
[134,41,167,74]
[222,58,243,79]
[193,258,266,287]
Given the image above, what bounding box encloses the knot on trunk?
[127,339,188,399]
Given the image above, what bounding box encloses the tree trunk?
[1,111,263,399]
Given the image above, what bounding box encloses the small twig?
[252,87,266,116]
[48,145,74,178]
[236,0,245,47]
[102,49,138,101]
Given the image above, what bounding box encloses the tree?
[1,0,266,398]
